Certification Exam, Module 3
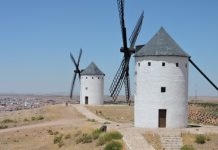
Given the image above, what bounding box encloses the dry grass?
[0,104,127,150]
[86,105,134,123]
[0,124,103,150]
[144,132,163,150]
[182,133,218,150]
[0,104,84,128]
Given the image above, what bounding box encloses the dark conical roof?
[135,27,190,57]
[81,62,105,76]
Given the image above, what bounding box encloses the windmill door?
[85,96,88,104]
[158,109,166,128]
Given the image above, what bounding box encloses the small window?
[92,77,94,79]
[138,63,140,67]
[148,62,151,66]
[185,63,188,68]
[176,63,179,67]
[85,87,88,90]
[162,62,165,66]
[86,77,88,79]
[161,87,166,93]
[98,77,100,79]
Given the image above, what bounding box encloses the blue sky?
[0,0,217,96]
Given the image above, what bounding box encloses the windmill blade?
[129,11,144,49]
[70,72,77,99]
[124,74,131,104]
[70,52,78,68]
[189,58,218,91]
[70,52,81,74]
[77,49,82,77]
[109,58,127,100]
[117,0,128,49]
[77,49,82,67]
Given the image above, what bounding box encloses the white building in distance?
[134,27,190,128]
[80,62,105,105]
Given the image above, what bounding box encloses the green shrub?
[97,131,123,146]
[47,129,53,135]
[104,140,122,150]
[53,131,59,135]
[64,134,71,139]
[23,118,29,122]
[31,117,36,121]
[37,115,44,120]
[54,134,63,144]
[195,134,206,144]
[76,133,92,144]
[31,116,44,121]
[87,119,96,122]
[2,119,16,123]
[92,129,102,140]
[0,124,8,129]
[58,140,64,148]
[181,145,194,150]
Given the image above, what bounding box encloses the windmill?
[109,0,144,104]
[70,49,83,99]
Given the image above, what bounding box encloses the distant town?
[0,95,79,112]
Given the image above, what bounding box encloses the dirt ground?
[0,104,126,150]
[182,133,218,150]
[0,104,85,128]
[144,132,163,150]
[86,105,134,123]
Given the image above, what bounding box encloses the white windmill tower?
[134,27,190,128]
[134,27,218,128]
[70,50,105,105]
[80,62,105,105]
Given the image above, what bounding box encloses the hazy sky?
[0,0,217,96]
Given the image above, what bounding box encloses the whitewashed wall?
[134,56,189,128]
[80,75,104,105]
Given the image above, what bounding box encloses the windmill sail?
[70,49,83,99]
[109,0,144,104]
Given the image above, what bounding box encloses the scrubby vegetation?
[97,131,123,146]
[104,140,123,150]
[76,133,93,144]
[195,134,206,144]
[53,134,63,144]
[1,119,17,124]
[31,115,44,121]
[91,129,102,140]
[182,133,218,150]
[87,119,96,122]
[72,127,123,149]
[64,134,71,139]
[23,118,29,122]
[181,145,194,150]
[0,124,8,129]
[47,129,54,135]
[53,134,64,148]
